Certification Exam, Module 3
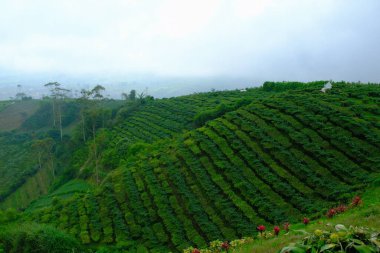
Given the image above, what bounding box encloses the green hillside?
[0,101,12,112]
[0,133,38,202]
[104,88,269,170]
[0,100,78,208]
[18,82,380,252]
[0,100,40,131]
[111,89,265,144]
[187,182,380,253]
[0,97,126,209]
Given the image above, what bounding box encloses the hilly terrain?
[0,81,379,252]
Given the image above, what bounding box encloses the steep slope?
[0,89,264,210]
[26,82,380,252]
[241,181,380,253]
[0,100,81,209]
[75,88,271,179]
[108,88,268,158]
[0,133,38,202]
[0,101,12,112]
[0,100,40,131]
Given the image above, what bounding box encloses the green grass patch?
[26,180,92,211]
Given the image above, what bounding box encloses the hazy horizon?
[1,0,380,99]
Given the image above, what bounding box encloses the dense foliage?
[0,133,37,202]
[0,223,81,253]
[109,88,267,162]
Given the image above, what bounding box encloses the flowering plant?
[283,222,290,233]
[351,196,362,207]
[280,225,380,253]
[327,204,348,218]
[183,237,254,253]
[257,225,266,233]
[221,241,229,251]
[274,226,280,236]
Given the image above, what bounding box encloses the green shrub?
[0,223,81,253]
[194,99,251,127]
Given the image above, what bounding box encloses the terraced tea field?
[27,82,380,252]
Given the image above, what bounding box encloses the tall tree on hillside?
[78,89,91,142]
[121,92,129,101]
[77,85,106,184]
[44,82,70,140]
[15,84,29,100]
[129,89,136,100]
[44,82,60,127]
[56,87,70,140]
[137,88,154,104]
[31,138,55,178]
[77,85,105,142]
[91,85,105,100]
[89,85,105,185]
[15,92,27,100]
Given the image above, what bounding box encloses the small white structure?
[239,88,247,92]
[321,82,332,93]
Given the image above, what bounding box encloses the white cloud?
[0,0,379,82]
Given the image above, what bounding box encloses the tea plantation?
[10,81,378,252]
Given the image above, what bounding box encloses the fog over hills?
[1,0,380,100]
[0,72,256,100]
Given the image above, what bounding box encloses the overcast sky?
[0,0,380,96]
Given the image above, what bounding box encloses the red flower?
[327,204,347,218]
[274,226,280,236]
[221,241,229,251]
[257,225,266,232]
[283,222,290,232]
[336,204,347,213]
[352,196,362,207]
[192,248,200,253]
[327,208,337,218]
[303,217,310,225]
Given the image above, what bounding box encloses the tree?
[89,85,105,185]
[31,138,55,178]
[44,82,71,140]
[44,82,60,127]
[56,87,70,140]
[90,129,108,185]
[91,85,105,100]
[15,92,27,100]
[14,85,31,100]
[136,88,154,104]
[121,92,129,101]
[129,90,136,100]
[78,89,92,142]
[77,85,106,185]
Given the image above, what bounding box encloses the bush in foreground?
[279,225,379,253]
[0,223,81,253]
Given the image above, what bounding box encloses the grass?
[26,179,92,211]
[234,179,380,253]
[0,164,54,210]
